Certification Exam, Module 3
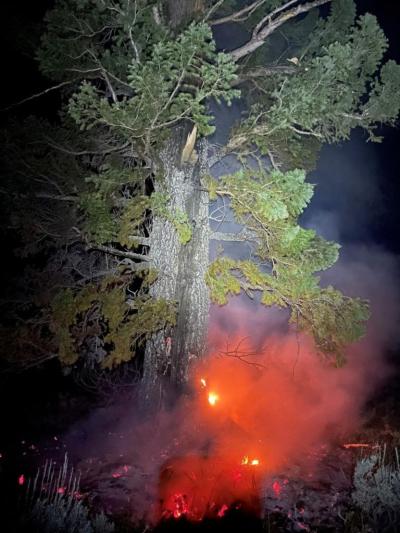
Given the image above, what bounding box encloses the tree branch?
[210,230,258,242]
[35,193,78,202]
[0,80,76,113]
[210,0,270,26]
[87,243,150,262]
[128,235,150,246]
[42,137,130,157]
[233,65,297,86]
[229,0,331,61]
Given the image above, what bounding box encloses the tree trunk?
[164,0,206,28]
[170,140,210,386]
[141,125,210,407]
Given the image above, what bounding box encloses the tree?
[1,0,399,404]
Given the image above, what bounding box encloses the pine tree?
[2,0,399,402]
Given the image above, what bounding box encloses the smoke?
[55,66,400,525]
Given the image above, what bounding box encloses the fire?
[159,456,262,522]
[208,392,219,406]
[272,480,282,497]
[217,504,229,517]
[156,330,373,524]
[172,493,189,519]
[241,456,260,466]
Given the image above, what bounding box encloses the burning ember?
[241,456,260,466]
[208,392,219,406]
[342,443,378,449]
[159,456,262,522]
[200,378,207,388]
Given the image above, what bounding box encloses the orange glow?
[343,443,375,449]
[156,320,379,523]
[241,456,259,466]
[208,392,219,406]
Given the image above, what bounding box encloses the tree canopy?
[1,0,399,382]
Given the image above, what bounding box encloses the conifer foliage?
[1,0,399,381]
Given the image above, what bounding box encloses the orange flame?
[241,456,260,466]
[208,392,219,406]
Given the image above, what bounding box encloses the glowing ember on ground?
[342,443,377,449]
[112,464,131,479]
[208,392,219,406]
[217,504,229,517]
[18,474,25,486]
[200,378,207,388]
[272,480,282,497]
[251,459,260,465]
[172,493,189,519]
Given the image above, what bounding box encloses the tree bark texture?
[164,0,205,28]
[141,124,210,406]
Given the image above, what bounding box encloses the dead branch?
[229,0,331,61]
[219,337,268,370]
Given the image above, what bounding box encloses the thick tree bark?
[141,125,210,407]
[170,141,210,386]
[164,0,206,29]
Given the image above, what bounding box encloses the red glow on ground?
[272,480,282,497]
[18,474,25,486]
[342,443,376,449]
[112,464,131,479]
[217,504,229,517]
[156,329,373,523]
[159,456,261,521]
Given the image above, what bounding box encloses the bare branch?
[0,80,75,113]
[233,65,297,86]
[203,0,226,22]
[35,192,78,202]
[210,230,258,242]
[210,0,270,26]
[42,137,130,157]
[128,235,150,246]
[229,0,331,61]
[219,337,268,370]
[87,243,151,262]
